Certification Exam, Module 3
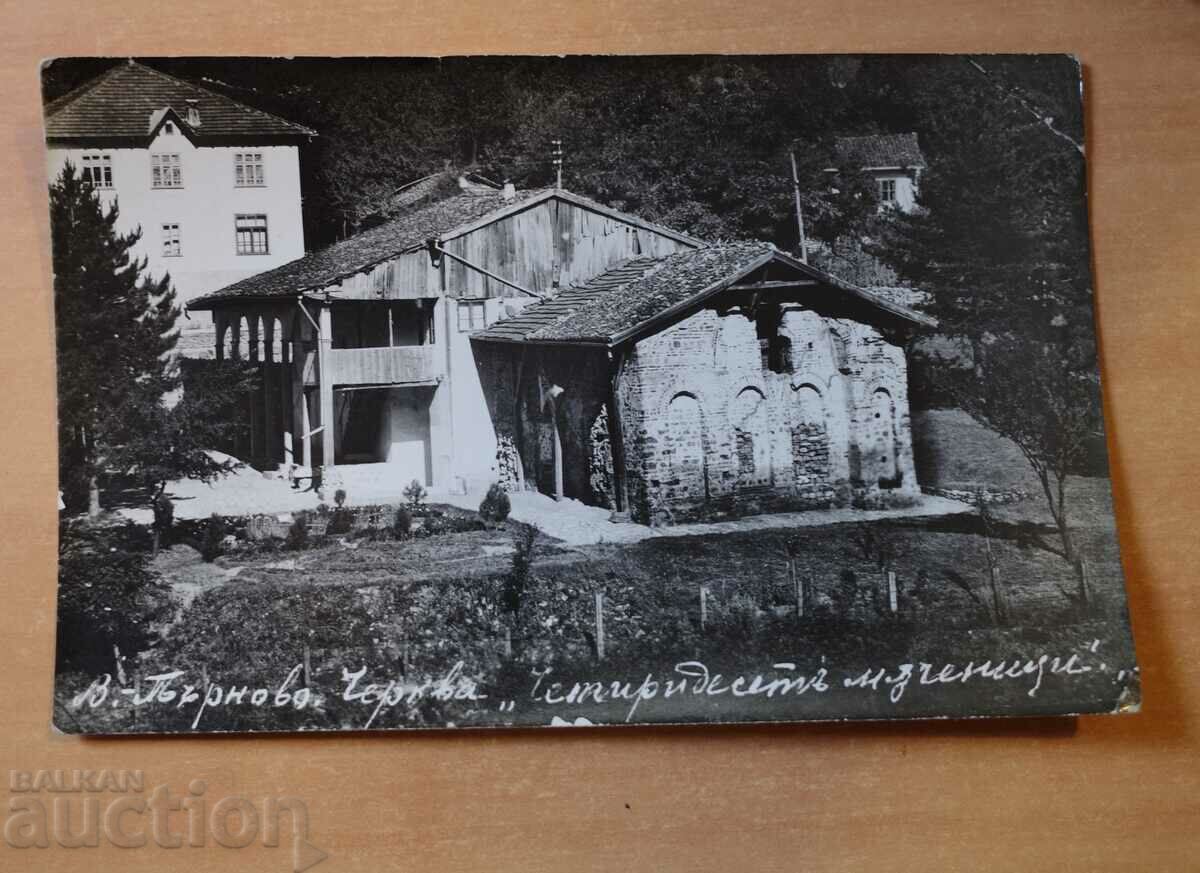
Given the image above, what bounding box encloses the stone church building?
[472,242,934,524]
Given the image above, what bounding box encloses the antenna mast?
[551,139,564,189]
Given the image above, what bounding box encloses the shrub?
[286,512,309,551]
[316,502,330,517]
[152,494,174,533]
[57,521,168,672]
[334,488,347,508]
[201,513,226,563]
[327,507,354,535]
[403,479,427,510]
[503,523,539,614]
[393,506,413,538]
[479,482,511,525]
[151,494,174,554]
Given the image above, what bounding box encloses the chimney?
[501,181,516,201]
[184,99,201,128]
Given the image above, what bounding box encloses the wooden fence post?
[594,591,606,660]
[699,586,708,630]
[1076,557,1092,608]
[795,574,805,620]
[303,645,312,687]
[887,570,898,614]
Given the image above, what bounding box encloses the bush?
[327,507,355,535]
[479,482,511,525]
[152,494,174,554]
[57,520,168,672]
[393,506,412,538]
[503,523,539,614]
[152,494,174,534]
[201,513,226,563]
[403,479,427,510]
[286,512,309,551]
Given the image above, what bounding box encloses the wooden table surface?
[1,2,1197,870]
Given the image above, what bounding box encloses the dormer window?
[163,121,176,135]
[879,178,897,205]
[80,154,113,189]
[151,154,183,188]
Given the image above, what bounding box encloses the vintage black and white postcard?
[45,55,1138,734]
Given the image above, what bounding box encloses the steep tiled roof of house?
[189,188,702,309]
[834,133,926,169]
[44,60,316,142]
[474,242,933,347]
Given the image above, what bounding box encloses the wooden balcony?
[302,345,443,387]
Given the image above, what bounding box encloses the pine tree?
[52,162,181,514]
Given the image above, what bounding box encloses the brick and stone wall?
[619,302,919,524]
[473,297,920,524]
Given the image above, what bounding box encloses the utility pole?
[789,146,809,264]
[551,139,564,189]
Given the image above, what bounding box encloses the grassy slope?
[912,407,1043,491]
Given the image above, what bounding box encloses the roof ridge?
[136,62,317,137]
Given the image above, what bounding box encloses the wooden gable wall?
[328,196,697,302]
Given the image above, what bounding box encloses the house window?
[161,223,181,257]
[80,154,113,188]
[151,154,183,188]
[234,152,265,187]
[457,299,487,332]
[879,178,897,205]
[235,214,269,255]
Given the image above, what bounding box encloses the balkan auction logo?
[4,770,327,871]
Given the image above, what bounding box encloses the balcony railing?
[302,345,443,387]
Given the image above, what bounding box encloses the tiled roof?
[834,133,926,169]
[189,188,551,307]
[44,60,316,142]
[474,242,934,346]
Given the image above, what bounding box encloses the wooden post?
[594,591,606,660]
[263,317,278,466]
[291,333,307,468]
[303,645,313,687]
[503,626,513,658]
[550,392,564,501]
[887,570,898,614]
[1076,557,1091,608]
[317,306,336,470]
[795,572,804,620]
[699,585,708,629]
[113,644,126,687]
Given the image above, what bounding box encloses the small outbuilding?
[471,242,935,524]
